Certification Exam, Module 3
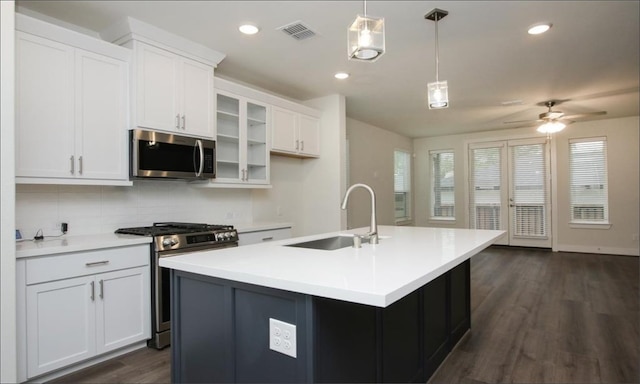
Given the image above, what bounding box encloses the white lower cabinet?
[238,227,292,246]
[20,245,150,380]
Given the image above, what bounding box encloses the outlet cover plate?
[269,318,297,358]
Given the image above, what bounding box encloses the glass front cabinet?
[215,91,269,186]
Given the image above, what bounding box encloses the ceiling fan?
[504,100,607,133]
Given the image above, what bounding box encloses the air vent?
[278,21,317,41]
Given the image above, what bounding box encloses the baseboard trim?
[554,244,639,257]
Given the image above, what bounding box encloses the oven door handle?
[193,139,204,178]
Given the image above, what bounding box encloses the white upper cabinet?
[101,17,225,140]
[271,106,320,158]
[134,41,213,138]
[15,15,131,186]
[214,91,270,186]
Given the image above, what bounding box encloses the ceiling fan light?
[348,14,385,61]
[528,23,552,35]
[537,121,566,134]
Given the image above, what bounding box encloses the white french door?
[469,138,551,248]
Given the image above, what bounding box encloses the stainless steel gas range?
[115,222,238,349]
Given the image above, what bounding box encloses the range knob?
[162,237,177,247]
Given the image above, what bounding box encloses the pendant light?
[425,8,449,109]
[348,0,385,61]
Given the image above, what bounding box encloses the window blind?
[569,137,608,222]
[430,151,455,218]
[394,150,411,220]
[510,143,547,237]
[469,147,502,230]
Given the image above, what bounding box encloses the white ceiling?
[16,1,640,138]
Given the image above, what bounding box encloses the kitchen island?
[160,225,504,383]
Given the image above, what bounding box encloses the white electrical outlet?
[269,318,297,358]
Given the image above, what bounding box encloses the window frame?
[429,149,456,222]
[394,149,412,224]
[568,136,611,228]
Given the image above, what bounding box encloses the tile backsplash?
[16,181,253,238]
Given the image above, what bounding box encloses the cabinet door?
[298,114,320,157]
[136,42,180,132]
[16,32,75,178]
[96,267,150,354]
[271,107,298,154]
[75,49,129,180]
[181,58,214,138]
[26,276,96,377]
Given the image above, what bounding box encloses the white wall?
[252,95,347,237]
[1,2,17,382]
[413,116,640,256]
[554,116,639,256]
[302,95,347,234]
[345,117,413,229]
[16,182,253,238]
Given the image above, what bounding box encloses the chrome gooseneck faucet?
[341,183,378,245]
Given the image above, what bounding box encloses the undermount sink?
[285,236,354,251]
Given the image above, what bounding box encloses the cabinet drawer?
[26,244,149,285]
[238,228,291,246]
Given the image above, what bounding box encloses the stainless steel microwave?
[130,129,215,180]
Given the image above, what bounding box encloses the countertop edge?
[16,234,152,259]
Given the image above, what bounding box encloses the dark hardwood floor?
[50,246,639,384]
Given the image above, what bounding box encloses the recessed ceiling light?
[239,24,260,35]
[334,72,350,80]
[528,23,552,35]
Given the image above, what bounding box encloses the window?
[430,150,455,219]
[569,137,609,223]
[394,150,411,222]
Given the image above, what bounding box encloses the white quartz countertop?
[160,226,505,307]
[16,233,152,258]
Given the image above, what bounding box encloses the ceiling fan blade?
[504,119,543,124]
[562,111,607,120]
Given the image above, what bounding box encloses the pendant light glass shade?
[537,120,566,134]
[428,80,449,109]
[348,14,385,61]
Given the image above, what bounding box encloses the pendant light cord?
[363,0,367,16]
[434,13,440,83]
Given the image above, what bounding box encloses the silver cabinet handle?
[85,260,109,267]
[295,140,299,150]
[261,236,274,241]
[241,169,247,181]
[90,281,95,301]
[99,280,104,299]
[301,141,304,151]
[78,156,83,175]
[182,115,186,130]
[70,155,75,174]
[176,114,180,129]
